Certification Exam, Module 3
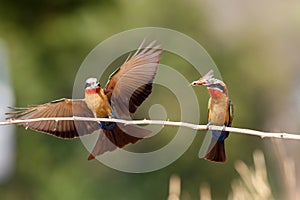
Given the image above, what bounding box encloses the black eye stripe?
[208,83,225,92]
[85,82,100,88]
[85,83,90,88]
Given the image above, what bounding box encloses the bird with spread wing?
[6,40,162,160]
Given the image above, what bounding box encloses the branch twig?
[0,117,299,140]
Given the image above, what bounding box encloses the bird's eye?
[97,83,101,87]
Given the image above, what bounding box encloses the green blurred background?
[1,0,300,199]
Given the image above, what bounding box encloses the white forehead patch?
[86,77,98,84]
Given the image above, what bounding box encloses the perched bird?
[6,40,162,160]
[191,70,233,162]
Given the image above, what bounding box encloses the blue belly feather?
[211,130,228,142]
[100,122,117,131]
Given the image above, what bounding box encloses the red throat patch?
[85,87,101,94]
[208,88,223,99]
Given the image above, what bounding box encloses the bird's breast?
[208,98,229,125]
[85,91,112,118]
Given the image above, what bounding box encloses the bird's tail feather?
[88,123,151,160]
[204,140,226,162]
[203,130,228,162]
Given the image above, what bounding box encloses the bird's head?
[85,78,101,94]
[191,70,228,97]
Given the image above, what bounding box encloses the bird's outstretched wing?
[104,40,162,118]
[88,123,151,160]
[6,98,99,138]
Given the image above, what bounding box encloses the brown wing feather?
[6,98,99,138]
[104,40,162,117]
[88,123,151,160]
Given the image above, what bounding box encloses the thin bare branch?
[1,117,300,140]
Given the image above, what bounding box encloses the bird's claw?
[206,122,211,130]
[221,125,226,132]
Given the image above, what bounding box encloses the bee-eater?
[191,70,233,162]
[6,40,162,160]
